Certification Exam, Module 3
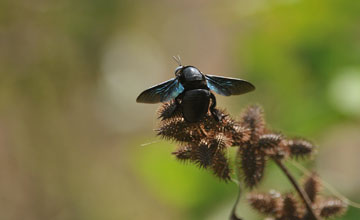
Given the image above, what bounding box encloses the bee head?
[174,66,183,77]
[179,66,204,82]
[172,55,183,77]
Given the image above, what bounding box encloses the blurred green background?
[1,0,360,219]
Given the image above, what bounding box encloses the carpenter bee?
[136,56,255,122]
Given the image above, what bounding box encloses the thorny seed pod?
[157,117,194,143]
[191,140,217,168]
[237,144,266,188]
[303,172,321,203]
[228,124,251,146]
[319,198,347,218]
[280,194,302,220]
[172,146,192,161]
[158,101,182,120]
[285,139,316,159]
[206,133,233,151]
[247,190,282,216]
[258,133,288,159]
[258,134,283,150]
[211,150,231,181]
[239,105,266,143]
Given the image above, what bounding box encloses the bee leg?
[174,95,182,110]
[210,93,222,121]
[170,95,182,115]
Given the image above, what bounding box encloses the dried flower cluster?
[156,102,348,220]
[248,173,347,220]
[157,101,250,181]
[235,106,317,188]
[157,102,315,183]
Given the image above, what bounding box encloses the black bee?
[136,56,255,122]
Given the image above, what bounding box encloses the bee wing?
[136,78,184,103]
[205,75,255,96]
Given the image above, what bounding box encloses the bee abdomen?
[181,89,211,122]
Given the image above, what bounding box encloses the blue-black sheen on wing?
[205,75,255,96]
[136,78,184,103]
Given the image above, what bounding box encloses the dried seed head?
[285,139,316,159]
[172,146,192,161]
[239,105,266,143]
[211,150,231,181]
[158,101,181,120]
[303,172,321,203]
[157,118,209,143]
[258,134,283,150]
[258,133,288,159]
[237,145,266,188]
[280,194,302,220]
[247,190,282,216]
[207,132,233,150]
[191,141,217,168]
[319,198,347,218]
[227,124,251,146]
[302,212,317,220]
[157,117,191,142]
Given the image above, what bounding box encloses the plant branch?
[273,158,319,220]
[230,180,243,220]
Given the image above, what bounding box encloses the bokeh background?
[1,0,360,219]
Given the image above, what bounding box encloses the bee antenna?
[172,55,182,66]
[177,55,182,65]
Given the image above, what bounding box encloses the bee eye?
[174,66,182,76]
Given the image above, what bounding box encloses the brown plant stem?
[273,158,319,220]
[230,182,243,220]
